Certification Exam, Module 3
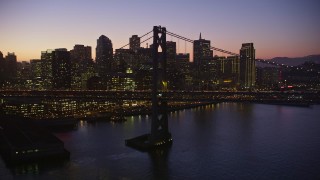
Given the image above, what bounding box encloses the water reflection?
[148,146,171,180]
[1,104,319,179]
[9,159,68,176]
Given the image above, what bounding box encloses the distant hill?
[267,55,320,66]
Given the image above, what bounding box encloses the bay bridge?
[1,26,319,151]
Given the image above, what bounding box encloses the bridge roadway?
[0,90,319,103]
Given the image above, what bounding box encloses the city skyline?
[1,0,320,61]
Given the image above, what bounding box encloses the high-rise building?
[165,41,179,90]
[129,35,140,52]
[79,59,96,90]
[0,51,5,82]
[96,35,113,78]
[17,61,31,80]
[30,59,42,78]
[193,33,213,90]
[110,69,136,91]
[240,43,256,89]
[5,52,17,79]
[176,53,189,69]
[70,45,93,89]
[193,33,212,66]
[215,56,240,89]
[70,45,92,63]
[0,51,3,61]
[256,67,278,90]
[114,49,134,72]
[134,47,152,68]
[41,49,54,89]
[52,48,71,89]
[30,59,44,89]
[166,41,176,69]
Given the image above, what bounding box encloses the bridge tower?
[125,26,172,151]
[149,26,172,144]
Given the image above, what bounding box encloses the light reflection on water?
[0,103,320,179]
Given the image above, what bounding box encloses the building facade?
[193,33,212,66]
[52,48,71,89]
[193,33,213,90]
[70,45,93,89]
[96,35,113,78]
[129,35,140,52]
[5,52,17,79]
[41,49,54,89]
[240,43,256,89]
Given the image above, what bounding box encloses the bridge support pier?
[125,26,172,151]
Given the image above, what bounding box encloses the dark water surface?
[1,103,320,179]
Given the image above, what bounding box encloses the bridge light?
[162,81,168,91]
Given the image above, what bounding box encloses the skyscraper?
[70,45,93,89]
[114,49,134,72]
[96,35,113,78]
[166,41,176,68]
[41,49,54,89]
[0,51,5,82]
[193,33,212,66]
[166,41,183,90]
[30,59,43,89]
[70,45,92,63]
[5,52,17,79]
[52,48,71,89]
[193,33,213,90]
[240,43,256,89]
[129,35,140,52]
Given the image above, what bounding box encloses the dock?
[125,133,172,152]
[0,115,70,165]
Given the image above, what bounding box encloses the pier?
[0,115,70,165]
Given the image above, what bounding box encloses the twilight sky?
[0,0,319,61]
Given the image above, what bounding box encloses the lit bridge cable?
[166,30,239,56]
[255,59,320,73]
[118,30,153,50]
[167,30,318,73]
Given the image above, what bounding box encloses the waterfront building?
[215,56,240,89]
[256,67,278,90]
[240,43,256,89]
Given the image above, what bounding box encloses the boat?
[110,115,126,123]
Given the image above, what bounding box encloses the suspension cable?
[166,30,239,56]
[118,30,153,50]
[140,36,153,47]
[114,28,318,73]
